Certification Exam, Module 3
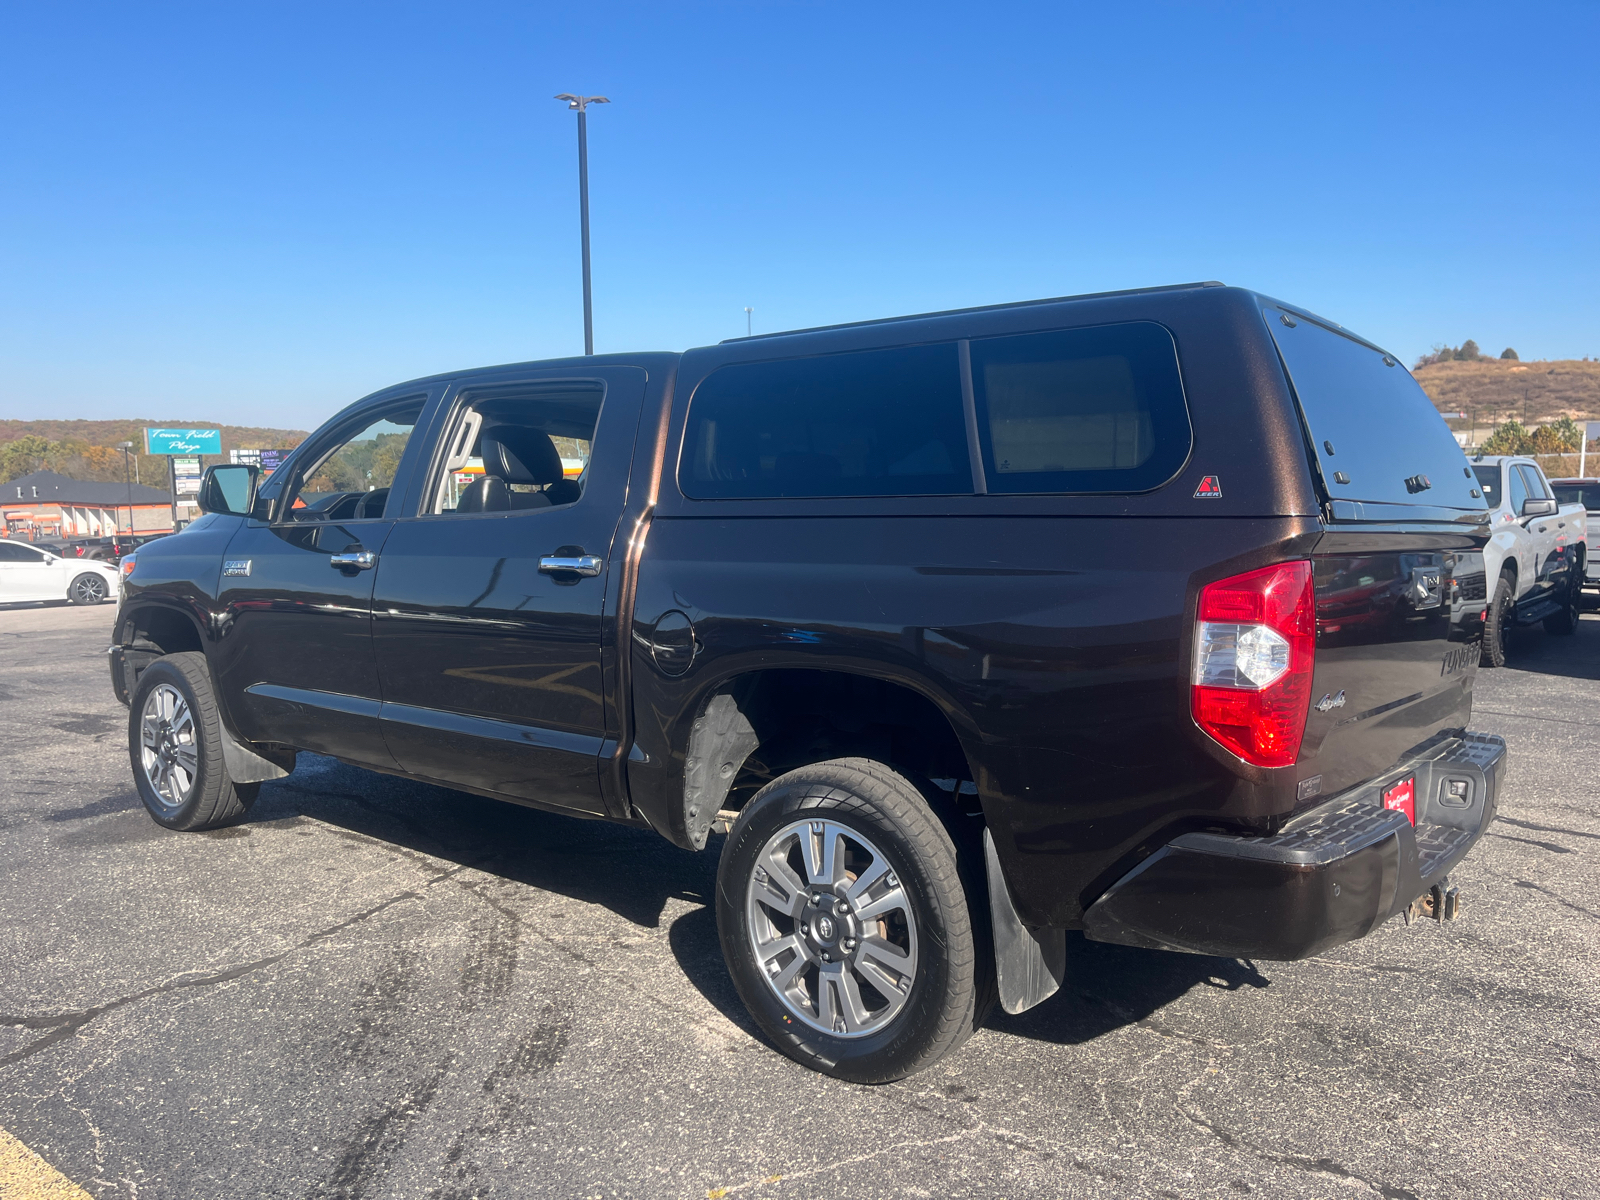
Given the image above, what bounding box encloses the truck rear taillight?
[1192,561,1316,768]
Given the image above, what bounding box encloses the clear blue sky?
[2,2,1596,430]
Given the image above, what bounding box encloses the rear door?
[369,367,648,815]
[1266,306,1490,799]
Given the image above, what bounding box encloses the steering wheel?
[355,488,389,520]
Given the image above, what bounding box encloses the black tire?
[128,652,258,830]
[1545,573,1581,635]
[1480,570,1514,668]
[716,757,993,1084]
[67,572,109,605]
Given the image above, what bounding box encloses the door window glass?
[969,322,1191,494]
[1508,466,1529,515]
[0,542,40,561]
[1517,465,1550,500]
[1269,311,1480,510]
[1552,483,1600,511]
[426,384,603,515]
[681,343,969,499]
[283,399,423,522]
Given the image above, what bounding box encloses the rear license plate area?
[1383,775,1416,825]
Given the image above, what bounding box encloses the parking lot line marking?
[0,1127,92,1200]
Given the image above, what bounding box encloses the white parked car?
[0,539,120,605]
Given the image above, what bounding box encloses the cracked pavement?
[0,600,1596,1199]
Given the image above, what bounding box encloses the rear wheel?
[1480,570,1514,667]
[68,572,108,605]
[716,757,992,1084]
[128,652,258,830]
[1545,573,1581,635]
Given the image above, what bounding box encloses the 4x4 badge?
[1194,476,1223,499]
[1315,690,1346,713]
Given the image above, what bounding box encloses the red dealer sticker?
[1382,775,1416,826]
[1194,475,1223,499]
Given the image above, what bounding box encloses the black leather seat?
[453,425,581,513]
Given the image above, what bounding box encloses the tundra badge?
[222,560,252,577]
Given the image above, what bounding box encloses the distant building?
[0,471,174,539]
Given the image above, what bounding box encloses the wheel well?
[680,669,978,848]
[130,607,204,656]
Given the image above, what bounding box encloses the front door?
[0,541,63,601]
[370,368,648,814]
[211,393,431,766]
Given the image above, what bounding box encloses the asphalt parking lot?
[1,601,1596,1200]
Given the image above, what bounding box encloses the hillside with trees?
[0,419,307,486]
[1412,350,1600,433]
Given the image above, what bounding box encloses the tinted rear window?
[1269,310,1481,510]
[969,322,1191,494]
[1472,465,1501,507]
[1552,482,1600,511]
[681,343,970,499]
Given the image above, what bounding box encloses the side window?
[1472,465,1500,507]
[969,322,1191,494]
[1517,465,1550,501]
[282,398,424,522]
[681,344,969,499]
[1508,466,1529,515]
[425,384,602,516]
[1269,311,1480,510]
[0,542,38,562]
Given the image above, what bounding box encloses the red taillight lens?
[1192,561,1316,768]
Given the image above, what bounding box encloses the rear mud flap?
[984,829,1066,1014]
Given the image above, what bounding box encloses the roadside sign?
[1586,422,1600,441]
[232,447,291,475]
[1440,412,1467,419]
[146,428,222,456]
[173,456,203,495]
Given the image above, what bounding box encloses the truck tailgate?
[1296,530,1487,804]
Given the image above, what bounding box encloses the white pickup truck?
[1470,455,1588,665]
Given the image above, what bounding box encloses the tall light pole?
[744,307,753,337]
[116,441,135,534]
[554,93,609,355]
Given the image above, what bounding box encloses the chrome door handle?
[330,551,376,570]
[539,554,602,577]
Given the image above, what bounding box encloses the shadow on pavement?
[98,753,1273,1051]
[1493,610,1600,680]
[989,934,1270,1045]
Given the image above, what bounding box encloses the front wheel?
[1480,570,1514,667]
[716,757,992,1084]
[68,572,108,605]
[128,652,258,830]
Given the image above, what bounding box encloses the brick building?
[1,471,175,539]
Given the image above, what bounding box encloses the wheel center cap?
[816,915,835,941]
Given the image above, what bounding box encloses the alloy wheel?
[743,818,919,1037]
[73,575,106,604]
[139,684,198,809]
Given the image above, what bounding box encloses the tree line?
[1414,340,1519,368]
[1479,416,1585,456]
[0,435,174,487]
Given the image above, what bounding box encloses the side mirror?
[198,464,260,516]
[1521,497,1557,518]
[43,553,56,564]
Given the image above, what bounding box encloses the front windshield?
[1472,465,1500,508]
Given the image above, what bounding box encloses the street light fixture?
[554,93,609,355]
[744,307,753,337]
[115,441,135,535]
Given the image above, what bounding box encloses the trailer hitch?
[1405,877,1461,924]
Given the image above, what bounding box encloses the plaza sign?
[145,428,222,456]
